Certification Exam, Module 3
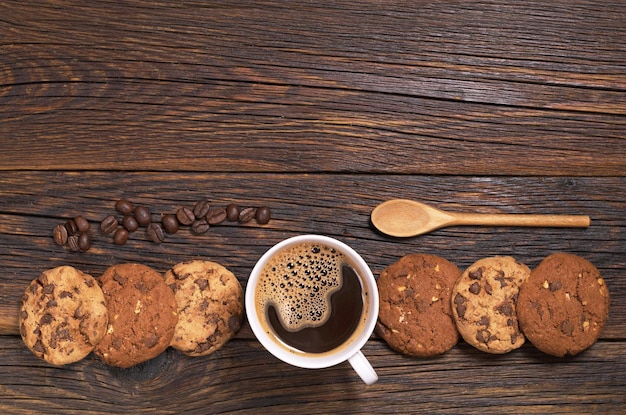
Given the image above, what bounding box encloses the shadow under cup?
[246,235,379,382]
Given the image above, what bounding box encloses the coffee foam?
[257,243,345,331]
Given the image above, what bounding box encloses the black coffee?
[256,242,366,354]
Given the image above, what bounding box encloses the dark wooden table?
[1,1,625,413]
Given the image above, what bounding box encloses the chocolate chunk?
[456,304,467,319]
[469,282,481,294]
[228,315,241,332]
[469,268,483,280]
[484,281,493,295]
[144,333,159,349]
[476,330,491,344]
[497,302,513,316]
[32,340,45,353]
[549,281,563,292]
[560,320,575,336]
[113,273,127,285]
[40,314,53,325]
[195,278,209,290]
[494,270,508,288]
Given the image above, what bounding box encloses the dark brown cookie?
[93,263,178,368]
[164,260,243,357]
[517,253,610,357]
[19,266,108,365]
[376,253,460,357]
[452,256,530,354]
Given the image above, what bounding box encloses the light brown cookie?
[517,253,610,357]
[164,260,243,357]
[93,263,178,368]
[452,256,530,354]
[19,266,108,365]
[376,254,460,357]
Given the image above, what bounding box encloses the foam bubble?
[257,242,345,331]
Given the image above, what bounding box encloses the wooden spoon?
[371,199,591,238]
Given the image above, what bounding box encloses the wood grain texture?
[1,337,625,414]
[1,1,625,174]
[1,1,626,414]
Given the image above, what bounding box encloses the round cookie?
[517,253,610,357]
[376,253,461,357]
[94,263,178,368]
[452,256,530,354]
[19,266,108,365]
[164,260,243,357]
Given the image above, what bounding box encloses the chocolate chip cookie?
[376,253,460,357]
[94,263,178,368]
[19,266,108,365]
[452,256,530,354]
[517,253,610,357]
[164,260,243,357]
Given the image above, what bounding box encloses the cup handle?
[348,350,378,385]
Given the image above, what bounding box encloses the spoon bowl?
[371,199,591,238]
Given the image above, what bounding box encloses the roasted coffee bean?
[191,219,210,234]
[255,206,271,224]
[206,207,227,225]
[147,222,165,243]
[134,206,152,226]
[238,207,256,223]
[67,235,80,252]
[161,214,179,234]
[115,199,134,215]
[176,207,195,225]
[78,232,91,251]
[225,203,240,222]
[193,200,211,218]
[100,215,119,234]
[122,215,139,232]
[52,224,68,246]
[74,216,90,233]
[113,228,129,245]
[65,219,79,236]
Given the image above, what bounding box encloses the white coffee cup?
[246,235,379,385]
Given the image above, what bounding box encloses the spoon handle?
[450,212,590,228]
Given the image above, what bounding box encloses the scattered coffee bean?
[78,232,91,251]
[115,199,134,215]
[176,207,195,225]
[226,203,240,222]
[122,215,139,232]
[52,224,68,246]
[191,219,210,234]
[65,219,79,236]
[134,206,152,226]
[206,207,227,225]
[147,222,165,243]
[161,214,179,234]
[74,215,90,233]
[193,200,211,218]
[255,206,271,225]
[238,207,256,223]
[100,215,119,234]
[113,228,129,245]
[56,198,272,251]
[67,235,81,252]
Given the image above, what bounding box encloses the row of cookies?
[19,261,244,367]
[376,252,610,358]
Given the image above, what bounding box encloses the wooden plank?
[1,1,625,174]
[0,336,624,414]
[1,172,624,338]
